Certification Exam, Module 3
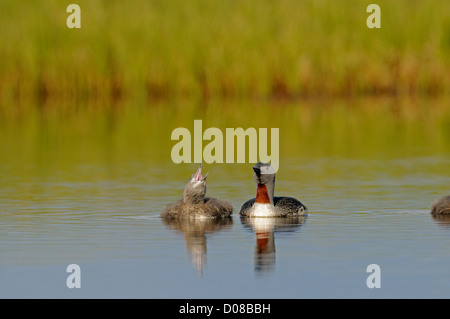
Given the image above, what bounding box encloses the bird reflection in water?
[240,215,306,275]
[431,214,450,229]
[161,217,233,275]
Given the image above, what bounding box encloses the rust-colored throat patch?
[255,183,271,204]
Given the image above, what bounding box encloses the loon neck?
[183,186,205,204]
[255,183,274,205]
[183,194,204,205]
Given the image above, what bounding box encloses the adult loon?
[431,195,450,215]
[239,162,307,217]
[161,163,233,219]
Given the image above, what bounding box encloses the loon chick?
[161,164,233,219]
[431,195,450,215]
[239,162,307,217]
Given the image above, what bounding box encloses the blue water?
[2,157,450,298]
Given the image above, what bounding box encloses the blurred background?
[1,0,449,101]
[0,0,449,165]
[1,0,450,298]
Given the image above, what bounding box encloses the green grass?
[0,0,449,103]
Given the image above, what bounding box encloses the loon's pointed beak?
[193,163,207,182]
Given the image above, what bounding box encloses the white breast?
[249,203,277,217]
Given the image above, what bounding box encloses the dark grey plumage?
[161,164,233,219]
[240,196,307,217]
[431,195,450,215]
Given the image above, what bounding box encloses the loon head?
[252,162,275,204]
[183,163,209,204]
[253,162,276,184]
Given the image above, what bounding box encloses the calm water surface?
[1,98,450,298]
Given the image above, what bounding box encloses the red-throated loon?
[161,163,233,219]
[239,162,307,217]
[431,195,450,215]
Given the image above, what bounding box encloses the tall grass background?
[0,0,449,104]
